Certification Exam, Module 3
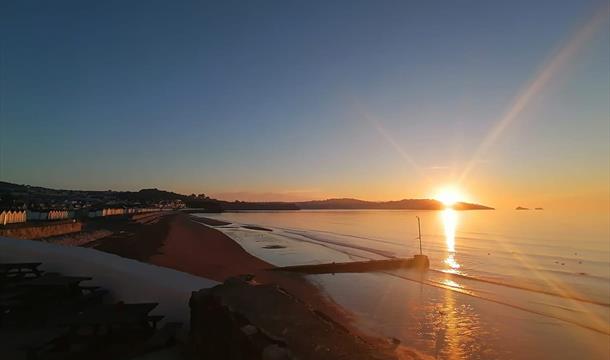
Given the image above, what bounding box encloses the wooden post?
[416,216,422,255]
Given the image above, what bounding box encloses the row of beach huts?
[0,210,27,225]
[0,207,168,226]
[86,207,163,218]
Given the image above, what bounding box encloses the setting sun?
[434,187,464,207]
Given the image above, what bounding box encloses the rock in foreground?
[188,276,427,360]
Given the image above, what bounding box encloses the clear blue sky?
[1,0,608,207]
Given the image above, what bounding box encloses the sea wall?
[0,220,82,239]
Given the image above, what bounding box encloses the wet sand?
[89,213,425,358]
[152,215,358,326]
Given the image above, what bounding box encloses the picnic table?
[15,274,93,301]
[64,302,160,327]
[0,262,42,273]
[1,274,103,326]
[18,303,166,360]
[18,274,92,288]
[0,262,43,280]
[0,264,176,359]
[57,302,163,354]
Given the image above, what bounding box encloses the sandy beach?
[91,214,349,317]
[88,213,425,359]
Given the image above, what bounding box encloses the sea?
[196,209,610,359]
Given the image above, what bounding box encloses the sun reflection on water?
[441,209,462,274]
[441,279,463,289]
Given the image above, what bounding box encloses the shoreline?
[91,213,352,319]
[7,211,607,358]
[88,213,423,358]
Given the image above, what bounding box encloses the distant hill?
[0,182,187,200]
[116,188,189,202]
[297,198,493,210]
[219,201,299,211]
[0,181,26,191]
[452,202,493,210]
[0,181,493,211]
[0,181,189,209]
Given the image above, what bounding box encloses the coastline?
[6,210,609,359]
[88,213,426,359]
[197,210,610,359]
[90,214,349,316]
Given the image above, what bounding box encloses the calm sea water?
[198,210,610,359]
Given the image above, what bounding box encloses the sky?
[1,0,609,210]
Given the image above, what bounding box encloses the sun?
[434,187,464,207]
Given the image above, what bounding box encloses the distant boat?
[515,206,530,210]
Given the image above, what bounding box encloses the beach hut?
[49,210,69,220]
[0,210,27,225]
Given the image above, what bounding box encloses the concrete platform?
[270,255,430,274]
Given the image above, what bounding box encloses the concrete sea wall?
[0,220,82,239]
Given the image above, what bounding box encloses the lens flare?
[458,6,609,184]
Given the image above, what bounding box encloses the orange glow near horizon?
[434,187,467,208]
